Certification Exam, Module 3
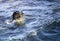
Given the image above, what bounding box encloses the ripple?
[0,0,60,41]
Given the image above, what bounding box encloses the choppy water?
[0,0,60,41]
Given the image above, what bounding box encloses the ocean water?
[0,0,60,41]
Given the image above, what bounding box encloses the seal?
[12,11,25,26]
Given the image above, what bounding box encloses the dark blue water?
[0,0,60,41]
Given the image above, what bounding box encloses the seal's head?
[12,11,24,20]
[12,11,25,26]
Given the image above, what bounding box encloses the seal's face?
[14,13,23,19]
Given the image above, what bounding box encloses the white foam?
[8,34,26,40]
